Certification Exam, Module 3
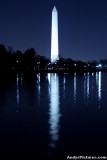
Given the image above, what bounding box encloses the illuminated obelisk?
[51,6,59,63]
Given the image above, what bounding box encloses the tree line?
[0,44,49,71]
[0,43,107,72]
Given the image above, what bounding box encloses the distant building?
[51,6,59,63]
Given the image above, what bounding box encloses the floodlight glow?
[96,64,102,68]
[51,6,59,63]
[98,64,102,67]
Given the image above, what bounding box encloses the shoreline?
[0,69,107,74]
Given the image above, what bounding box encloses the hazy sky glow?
[0,0,107,61]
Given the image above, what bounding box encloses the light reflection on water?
[91,72,94,95]
[87,73,90,100]
[83,72,102,107]
[63,76,66,98]
[37,73,41,104]
[96,72,102,108]
[16,74,23,112]
[16,74,20,112]
[16,74,19,102]
[15,72,102,113]
[0,72,106,157]
[84,73,90,105]
[84,73,87,100]
[98,72,101,103]
[48,73,61,148]
[73,73,76,106]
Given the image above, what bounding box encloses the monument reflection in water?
[48,73,61,148]
[0,72,107,158]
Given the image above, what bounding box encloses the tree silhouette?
[0,44,8,70]
[23,48,36,70]
[0,43,106,72]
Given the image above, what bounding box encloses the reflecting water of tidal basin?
[48,73,60,148]
[0,72,107,159]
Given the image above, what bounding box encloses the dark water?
[0,72,107,159]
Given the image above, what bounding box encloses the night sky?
[0,0,107,61]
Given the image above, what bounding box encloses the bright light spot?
[37,73,40,83]
[96,64,102,68]
[63,77,66,84]
[99,64,102,67]
[47,73,50,84]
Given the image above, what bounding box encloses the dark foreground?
[0,72,107,159]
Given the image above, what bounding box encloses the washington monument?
[51,6,59,63]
